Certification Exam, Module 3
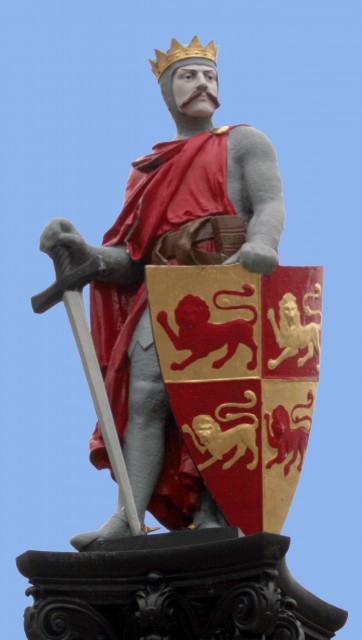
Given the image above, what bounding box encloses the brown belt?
[150,215,246,266]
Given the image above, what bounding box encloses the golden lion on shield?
[181,394,259,472]
[267,284,322,371]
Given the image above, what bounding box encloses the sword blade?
[63,290,141,536]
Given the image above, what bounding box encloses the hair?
[192,415,218,431]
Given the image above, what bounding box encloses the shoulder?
[227,125,277,162]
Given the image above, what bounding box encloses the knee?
[130,343,162,384]
[129,378,169,419]
[129,343,170,418]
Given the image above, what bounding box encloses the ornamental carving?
[24,595,117,640]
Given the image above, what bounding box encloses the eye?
[179,71,194,80]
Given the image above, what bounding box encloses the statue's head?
[149,37,220,127]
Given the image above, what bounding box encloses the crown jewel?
[149,36,219,81]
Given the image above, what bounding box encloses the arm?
[39,218,143,285]
[225,127,285,274]
[181,424,207,454]
[264,412,277,449]
[157,310,183,348]
[267,307,281,345]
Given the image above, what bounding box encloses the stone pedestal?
[16,530,347,640]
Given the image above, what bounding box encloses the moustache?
[180,90,220,109]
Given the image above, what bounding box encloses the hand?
[224,241,278,275]
[39,218,95,265]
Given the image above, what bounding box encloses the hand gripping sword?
[31,246,142,536]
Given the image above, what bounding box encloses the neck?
[173,115,214,140]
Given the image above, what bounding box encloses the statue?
[38,37,287,551]
[22,37,347,640]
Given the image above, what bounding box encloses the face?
[177,307,198,329]
[172,64,218,118]
[281,297,298,325]
[193,417,217,443]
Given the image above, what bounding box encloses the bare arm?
[39,218,143,285]
[225,126,285,274]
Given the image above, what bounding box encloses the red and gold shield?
[146,264,323,534]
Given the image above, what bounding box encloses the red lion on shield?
[264,391,314,476]
[157,292,258,371]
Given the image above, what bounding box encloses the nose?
[196,72,208,92]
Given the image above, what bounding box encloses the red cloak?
[89,128,237,529]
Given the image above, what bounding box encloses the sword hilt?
[51,245,73,279]
[31,253,111,315]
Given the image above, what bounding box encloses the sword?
[32,246,142,537]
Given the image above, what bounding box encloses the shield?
[146,264,323,534]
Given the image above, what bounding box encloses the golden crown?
[149,36,219,81]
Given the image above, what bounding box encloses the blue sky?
[2,1,361,638]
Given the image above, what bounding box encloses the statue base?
[16,530,347,639]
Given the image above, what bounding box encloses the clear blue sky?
[2,1,361,638]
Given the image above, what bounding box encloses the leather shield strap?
[151,215,246,266]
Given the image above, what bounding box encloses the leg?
[268,347,298,370]
[266,451,285,469]
[213,341,238,369]
[198,455,219,471]
[297,439,307,472]
[314,332,321,371]
[71,341,170,550]
[222,444,247,470]
[284,449,298,476]
[193,487,229,529]
[246,340,258,370]
[297,342,314,367]
[123,342,170,523]
[246,443,259,471]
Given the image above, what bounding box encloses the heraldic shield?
[146,264,323,535]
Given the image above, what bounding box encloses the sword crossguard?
[31,253,111,314]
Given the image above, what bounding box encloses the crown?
[149,36,219,81]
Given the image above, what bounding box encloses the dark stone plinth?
[16,530,347,640]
